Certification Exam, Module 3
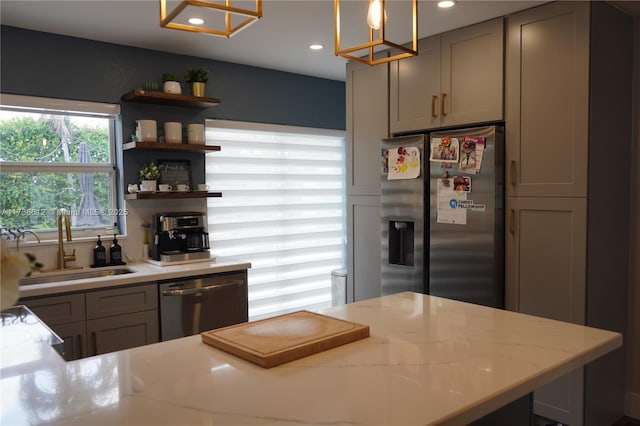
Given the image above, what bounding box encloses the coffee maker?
[151,212,210,262]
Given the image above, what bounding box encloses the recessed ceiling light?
[309,44,324,51]
[437,1,455,8]
[188,17,205,25]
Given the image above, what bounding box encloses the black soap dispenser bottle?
[93,235,107,267]
[110,234,123,265]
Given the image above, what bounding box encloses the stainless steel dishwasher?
[158,270,248,341]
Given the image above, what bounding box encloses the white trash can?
[331,269,347,306]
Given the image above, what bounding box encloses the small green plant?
[143,80,159,91]
[184,66,209,83]
[139,162,160,180]
[162,73,180,82]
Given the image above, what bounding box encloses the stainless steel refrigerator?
[381,125,504,308]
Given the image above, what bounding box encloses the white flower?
[1,239,41,310]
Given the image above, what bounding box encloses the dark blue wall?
[0,26,345,131]
[1,25,345,188]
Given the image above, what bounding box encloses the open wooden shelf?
[121,89,221,108]
[125,191,222,200]
[123,141,221,152]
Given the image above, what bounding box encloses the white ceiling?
[2,1,555,81]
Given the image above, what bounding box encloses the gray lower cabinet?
[52,321,88,360]
[85,283,158,356]
[87,310,158,356]
[21,293,86,361]
[505,196,587,425]
[86,283,157,320]
[347,196,381,303]
[21,283,158,361]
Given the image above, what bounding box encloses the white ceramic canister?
[187,123,205,144]
[164,121,182,144]
[136,119,157,142]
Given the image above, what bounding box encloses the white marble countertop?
[0,292,621,425]
[18,256,251,298]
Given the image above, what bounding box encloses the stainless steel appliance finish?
[428,125,504,308]
[158,270,248,341]
[381,134,426,296]
[151,212,211,262]
[381,125,504,308]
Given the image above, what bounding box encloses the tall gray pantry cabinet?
[504,2,633,425]
[346,60,387,303]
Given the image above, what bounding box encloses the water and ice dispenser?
[388,220,415,267]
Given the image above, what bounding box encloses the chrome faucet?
[57,208,76,270]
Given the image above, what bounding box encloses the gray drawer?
[22,293,86,325]
[86,283,157,319]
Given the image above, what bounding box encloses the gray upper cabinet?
[389,36,440,133]
[390,18,504,134]
[505,3,589,197]
[346,59,388,196]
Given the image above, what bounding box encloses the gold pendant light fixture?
[159,0,262,38]
[334,0,418,65]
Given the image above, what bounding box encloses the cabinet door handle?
[431,95,438,118]
[92,331,98,356]
[162,280,244,296]
[441,93,447,117]
[509,209,516,234]
[510,160,517,185]
[77,334,83,359]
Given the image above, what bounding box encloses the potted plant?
[143,80,159,91]
[139,161,161,192]
[184,66,209,97]
[162,73,181,94]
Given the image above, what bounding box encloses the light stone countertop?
[0,291,621,425]
[18,257,251,298]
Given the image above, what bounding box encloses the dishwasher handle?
[162,280,244,296]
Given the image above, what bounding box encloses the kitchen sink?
[19,267,134,286]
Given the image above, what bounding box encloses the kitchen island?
[0,292,621,425]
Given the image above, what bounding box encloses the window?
[205,120,346,320]
[0,94,121,239]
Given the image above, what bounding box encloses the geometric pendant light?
[160,0,263,38]
[334,0,418,65]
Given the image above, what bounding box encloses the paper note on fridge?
[436,179,467,225]
[387,146,421,180]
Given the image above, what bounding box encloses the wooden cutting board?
[201,310,369,368]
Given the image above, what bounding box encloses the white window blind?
[205,119,346,320]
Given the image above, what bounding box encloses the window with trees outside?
[0,94,121,240]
